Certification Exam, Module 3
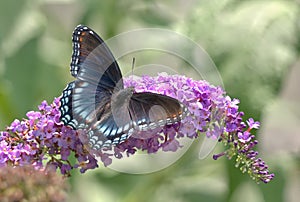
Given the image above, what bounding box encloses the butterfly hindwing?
[60,81,78,129]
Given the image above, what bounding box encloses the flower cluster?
[0,98,98,175]
[0,73,274,183]
[214,116,275,183]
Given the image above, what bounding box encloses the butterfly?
[59,25,189,150]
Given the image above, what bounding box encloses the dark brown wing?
[128,92,188,130]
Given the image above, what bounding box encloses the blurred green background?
[0,0,299,202]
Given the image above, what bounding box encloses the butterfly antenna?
[128,57,136,88]
[131,57,136,77]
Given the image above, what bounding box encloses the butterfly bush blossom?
[0,73,274,183]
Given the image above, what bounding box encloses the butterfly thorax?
[111,87,134,107]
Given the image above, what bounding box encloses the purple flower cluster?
[214,116,275,183]
[0,73,274,183]
[0,98,98,175]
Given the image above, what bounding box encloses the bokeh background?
[0,0,299,202]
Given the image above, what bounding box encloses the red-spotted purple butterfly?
[59,25,188,150]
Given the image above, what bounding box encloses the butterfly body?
[60,25,188,149]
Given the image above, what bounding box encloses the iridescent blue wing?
[71,25,123,107]
[60,25,123,128]
[70,25,122,85]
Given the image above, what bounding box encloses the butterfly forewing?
[128,92,187,130]
[71,25,123,84]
